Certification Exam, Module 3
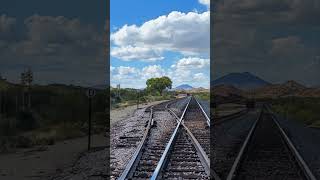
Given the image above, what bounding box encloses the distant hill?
[212,84,244,97]
[174,84,193,90]
[212,72,270,90]
[191,87,206,91]
[187,87,209,93]
[253,80,320,98]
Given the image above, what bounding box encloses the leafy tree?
[146,76,172,95]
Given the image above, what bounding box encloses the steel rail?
[151,96,215,179]
[117,106,154,180]
[167,107,211,175]
[194,97,210,127]
[169,97,221,180]
[117,99,179,179]
[192,97,224,180]
[150,97,191,180]
[226,108,263,180]
[181,122,210,173]
[118,98,189,179]
[266,105,317,180]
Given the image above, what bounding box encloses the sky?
[0,0,107,86]
[212,0,320,87]
[110,0,210,89]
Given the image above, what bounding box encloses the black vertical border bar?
[210,0,215,178]
[106,0,111,178]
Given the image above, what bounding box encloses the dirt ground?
[0,134,105,180]
[0,100,167,180]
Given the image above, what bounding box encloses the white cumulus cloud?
[172,57,210,69]
[111,46,164,62]
[193,73,207,81]
[117,66,138,75]
[141,65,166,79]
[111,11,209,61]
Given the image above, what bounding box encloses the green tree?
[146,76,172,95]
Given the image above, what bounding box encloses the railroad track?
[212,109,258,180]
[183,97,210,158]
[118,96,211,179]
[151,96,210,179]
[118,100,179,179]
[225,105,317,180]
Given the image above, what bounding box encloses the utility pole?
[0,91,3,120]
[0,73,2,118]
[0,74,2,118]
[0,90,2,117]
[21,72,26,111]
[20,68,33,111]
[15,95,18,114]
[25,68,33,109]
[116,84,120,98]
[137,90,140,109]
[88,96,92,150]
[86,88,96,151]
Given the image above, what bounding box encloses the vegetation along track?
[226,105,317,180]
[118,98,189,179]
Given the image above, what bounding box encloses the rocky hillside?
[212,84,244,97]
[253,80,320,98]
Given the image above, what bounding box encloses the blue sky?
[110,0,210,89]
[111,0,207,28]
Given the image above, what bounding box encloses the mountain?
[212,72,270,90]
[174,84,193,90]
